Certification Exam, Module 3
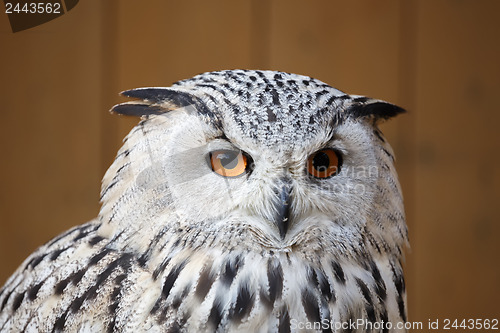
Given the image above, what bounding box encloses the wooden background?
[1,0,499,327]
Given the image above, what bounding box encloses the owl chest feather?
[0,221,406,332]
[140,234,407,333]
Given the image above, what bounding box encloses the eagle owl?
[0,70,408,332]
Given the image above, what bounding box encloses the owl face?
[105,70,406,258]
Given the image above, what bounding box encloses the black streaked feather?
[113,88,214,119]
[301,289,320,324]
[50,247,69,261]
[120,88,192,104]
[369,261,387,301]
[111,103,167,117]
[207,297,224,330]
[27,281,43,302]
[278,306,291,333]
[11,292,24,311]
[267,259,284,305]
[314,268,335,303]
[355,278,376,323]
[331,260,346,284]
[52,311,68,332]
[348,100,405,120]
[221,256,242,286]
[28,253,47,269]
[230,283,255,322]
[195,265,215,300]
[161,261,187,299]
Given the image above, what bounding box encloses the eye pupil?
[209,150,249,178]
[307,148,341,179]
[219,153,238,169]
[313,152,330,171]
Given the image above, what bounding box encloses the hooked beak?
[275,184,292,239]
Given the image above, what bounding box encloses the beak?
[275,183,292,239]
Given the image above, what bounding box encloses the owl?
[0,70,408,332]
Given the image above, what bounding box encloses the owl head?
[99,70,407,261]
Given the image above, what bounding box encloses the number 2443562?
[5,2,62,14]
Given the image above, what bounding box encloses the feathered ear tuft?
[111,102,167,117]
[111,88,206,117]
[346,96,406,122]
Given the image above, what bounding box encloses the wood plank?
[268,0,402,100]
[112,0,255,144]
[0,0,105,283]
[412,0,500,321]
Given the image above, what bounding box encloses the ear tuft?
[111,103,167,117]
[120,88,198,106]
[347,97,406,121]
[111,88,204,117]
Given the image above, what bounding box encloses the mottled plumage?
[0,70,408,332]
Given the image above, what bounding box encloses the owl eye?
[307,148,341,179]
[209,150,248,177]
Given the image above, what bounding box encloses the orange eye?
[209,150,248,177]
[307,149,341,179]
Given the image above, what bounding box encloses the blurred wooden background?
[1,0,498,327]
